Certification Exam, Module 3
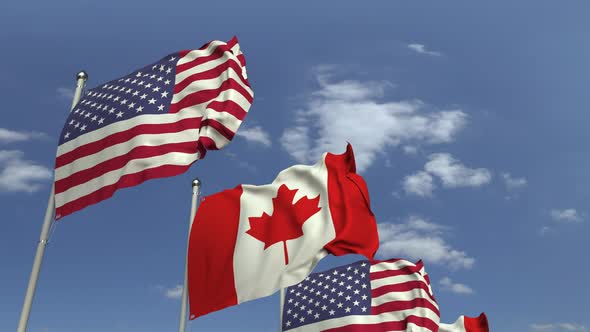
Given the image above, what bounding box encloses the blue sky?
[1,1,589,331]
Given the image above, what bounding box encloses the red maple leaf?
[246,184,321,265]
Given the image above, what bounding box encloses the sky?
[1,1,589,331]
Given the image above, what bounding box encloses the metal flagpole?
[17,71,88,332]
[178,177,201,332]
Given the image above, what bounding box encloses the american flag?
[54,37,253,220]
[281,259,439,332]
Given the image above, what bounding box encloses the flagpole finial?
[192,178,201,189]
[76,71,88,82]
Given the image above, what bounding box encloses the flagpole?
[178,177,201,332]
[17,71,88,332]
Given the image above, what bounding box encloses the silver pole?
[178,177,201,332]
[17,71,88,332]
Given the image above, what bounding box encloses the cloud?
[162,284,183,300]
[439,277,474,295]
[403,145,418,155]
[0,150,52,193]
[377,216,475,269]
[235,126,272,147]
[56,87,75,100]
[407,43,442,56]
[0,128,48,144]
[281,69,467,171]
[424,153,492,188]
[502,173,527,190]
[403,171,435,197]
[551,209,582,222]
[404,153,491,196]
[530,323,588,331]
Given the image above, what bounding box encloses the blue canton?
[282,261,371,330]
[59,53,179,145]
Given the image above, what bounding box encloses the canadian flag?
[439,313,489,332]
[188,144,379,319]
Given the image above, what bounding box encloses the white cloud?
[0,128,47,144]
[551,209,582,222]
[424,153,492,188]
[403,171,435,197]
[377,216,475,269]
[502,172,527,190]
[281,70,467,171]
[162,284,183,299]
[236,126,272,147]
[0,150,52,193]
[530,323,588,331]
[439,277,474,295]
[403,145,418,155]
[408,43,442,56]
[56,87,75,100]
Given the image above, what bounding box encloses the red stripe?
[322,315,439,332]
[372,297,440,317]
[370,261,424,281]
[56,117,202,168]
[188,185,242,319]
[174,59,251,93]
[55,163,195,220]
[206,99,248,121]
[197,136,219,152]
[55,141,198,194]
[323,144,379,259]
[176,41,241,76]
[372,280,436,302]
[169,78,253,114]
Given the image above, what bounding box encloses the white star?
[307,309,312,315]
[113,96,120,102]
[361,295,368,300]
[74,122,80,128]
[138,81,144,86]
[361,306,367,312]
[124,78,131,82]
[169,56,176,62]
[354,269,359,274]
[285,321,291,327]
[148,98,156,104]
[152,86,160,92]
[321,305,327,311]
[159,65,165,72]
[127,102,135,109]
[329,310,335,316]
[288,298,293,303]
[109,107,116,114]
[165,67,172,74]
[345,295,351,301]
[64,132,70,139]
[337,302,343,308]
[116,111,124,118]
[354,290,360,295]
[361,263,367,267]
[91,115,97,121]
[145,83,152,88]
[120,99,127,105]
[157,76,163,81]
[333,270,339,275]
[150,74,156,79]
[69,119,75,125]
[132,79,138,84]
[337,291,343,297]
[300,305,306,311]
[329,298,335,303]
[160,91,169,98]
[347,266,352,271]
[299,317,305,323]
[98,118,105,125]
[157,104,165,111]
[345,285,351,290]
[345,307,351,313]
[164,79,171,85]
[136,72,143,77]
[354,280,360,284]
[132,91,139,96]
[362,284,367,289]
[353,300,360,306]
[136,106,144,112]
[80,124,87,131]
[140,93,147,100]
[314,313,319,319]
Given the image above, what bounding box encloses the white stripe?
[174,88,252,117]
[371,287,438,311]
[230,42,240,55]
[370,273,430,290]
[369,260,417,273]
[197,124,231,149]
[172,67,253,104]
[55,151,197,207]
[175,50,248,90]
[57,107,202,157]
[55,129,200,181]
[284,307,440,332]
[176,40,227,66]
